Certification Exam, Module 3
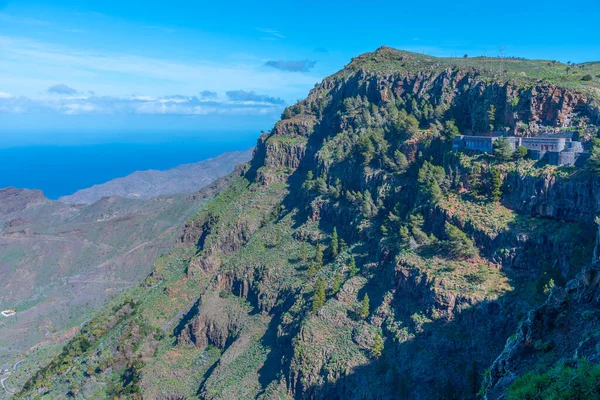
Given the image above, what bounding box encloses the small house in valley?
[1,310,16,317]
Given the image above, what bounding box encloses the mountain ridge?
[12,47,600,399]
[58,148,253,204]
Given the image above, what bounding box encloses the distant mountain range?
[59,148,253,204]
[0,151,249,389]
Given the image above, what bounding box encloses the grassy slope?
[342,46,600,94]
[12,47,600,399]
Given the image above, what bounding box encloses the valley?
[0,152,249,396]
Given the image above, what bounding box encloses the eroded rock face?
[484,223,600,399]
[484,260,600,399]
[272,116,317,137]
[308,67,599,136]
[177,291,249,349]
[503,171,600,223]
[262,138,307,170]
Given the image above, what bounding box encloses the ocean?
[0,132,258,199]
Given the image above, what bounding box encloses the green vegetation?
[348,257,358,276]
[444,222,477,259]
[506,359,600,400]
[494,138,513,160]
[312,277,327,313]
[360,294,370,319]
[307,260,318,278]
[342,47,600,93]
[587,138,600,172]
[418,161,446,203]
[490,168,503,202]
[372,333,384,358]
[331,227,339,258]
[488,104,497,131]
[332,273,342,295]
[514,145,528,159]
[315,243,324,269]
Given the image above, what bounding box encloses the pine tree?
[315,243,324,268]
[348,257,358,276]
[444,222,477,258]
[493,138,513,161]
[490,168,502,202]
[312,278,326,313]
[467,166,483,195]
[372,333,384,358]
[360,293,370,319]
[394,150,409,172]
[399,225,411,248]
[587,142,600,172]
[330,228,339,258]
[307,260,318,278]
[332,273,342,295]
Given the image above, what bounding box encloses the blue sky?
[1,0,599,145]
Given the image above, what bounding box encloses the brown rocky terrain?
[0,162,245,394]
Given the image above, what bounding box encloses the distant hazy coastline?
[0,131,259,199]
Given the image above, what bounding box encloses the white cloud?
[0,35,318,100]
[257,28,285,40]
[0,93,286,116]
[0,92,12,98]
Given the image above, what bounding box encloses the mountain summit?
[14,48,600,399]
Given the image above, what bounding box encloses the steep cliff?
[14,47,600,399]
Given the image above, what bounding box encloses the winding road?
[0,360,23,395]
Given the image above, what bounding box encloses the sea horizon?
[0,131,259,199]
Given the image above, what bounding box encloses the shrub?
[581,74,593,81]
[543,278,555,295]
[534,339,553,352]
[514,146,528,159]
[506,359,600,400]
[582,310,595,321]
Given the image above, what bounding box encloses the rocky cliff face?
[15,47,600,400]
[484,253,600,398]
[503,170,600,223]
